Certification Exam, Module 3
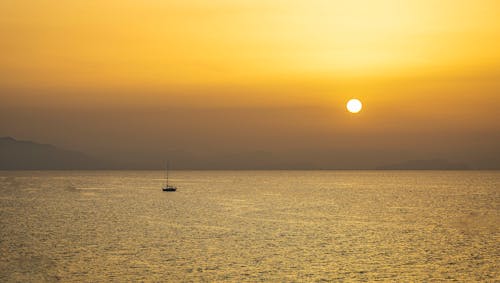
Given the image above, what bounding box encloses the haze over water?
[0,170,498,281]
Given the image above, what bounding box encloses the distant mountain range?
[376,159,469,170]
[0,137,96,170]
[0,136,481,170]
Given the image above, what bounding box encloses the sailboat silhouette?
[162,162,177,192]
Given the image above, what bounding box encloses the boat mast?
[166,161,169,187]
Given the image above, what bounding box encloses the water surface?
[0,171,498,281]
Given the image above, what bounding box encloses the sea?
[0,171,498,282]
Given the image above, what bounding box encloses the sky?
[1,0,499,169]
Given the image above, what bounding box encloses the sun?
[346,99,363,113]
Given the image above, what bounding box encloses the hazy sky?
[1,0,499,168]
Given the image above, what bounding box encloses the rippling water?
[0,171,498,281]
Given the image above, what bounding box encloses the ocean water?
[0,170,498,282]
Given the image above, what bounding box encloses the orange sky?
[1,0,499,168]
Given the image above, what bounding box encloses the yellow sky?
[0,0,499,168]
[1,0,499,90]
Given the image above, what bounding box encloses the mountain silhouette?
[377,159,469,170]
[0,137,481,170]
[0,137,96,170]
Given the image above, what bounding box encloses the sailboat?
[162,162,177,192]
